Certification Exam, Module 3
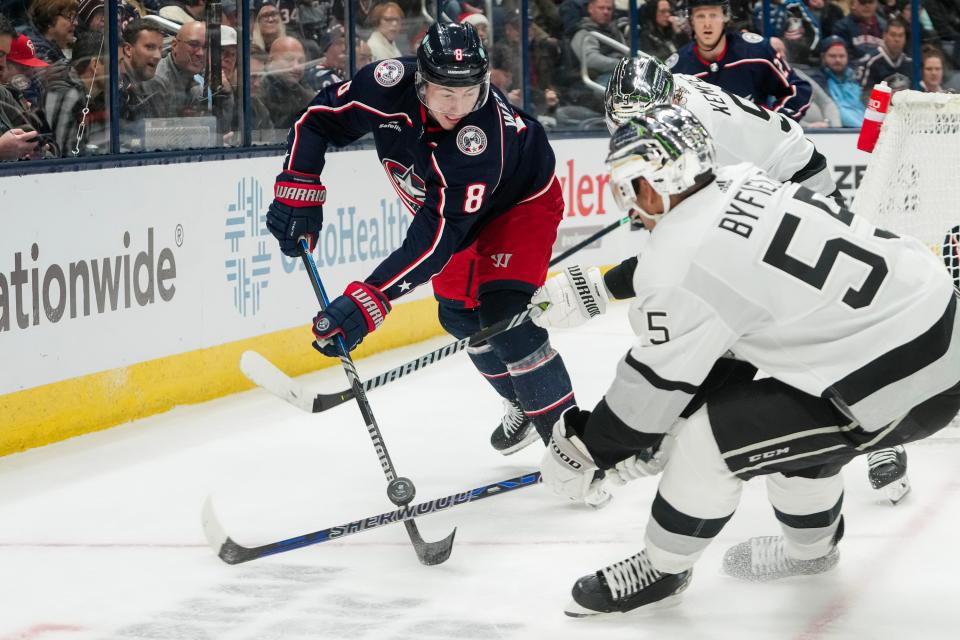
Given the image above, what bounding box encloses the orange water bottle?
[857,81,892,153]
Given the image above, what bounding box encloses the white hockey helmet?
[604,54,675,134]
[606,105,716,220]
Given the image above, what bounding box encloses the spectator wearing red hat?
[23,0,78,64]
[0,13,41,161]
[3,33,50,123]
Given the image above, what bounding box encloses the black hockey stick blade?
[201,471,541,565]
[404,519,456,565]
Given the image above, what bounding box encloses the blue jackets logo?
[225,177,272,317]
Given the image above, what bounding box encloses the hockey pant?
[643,406,844,575]
[644,376,960,575]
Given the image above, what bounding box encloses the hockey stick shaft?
[264,216,630,413]
[548,215,630,266]
[299,241,456,564]
[204,472,541,565]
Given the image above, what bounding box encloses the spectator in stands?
[571,0,625,87]
[310,23,345,89]
[367,2,404,61]
[811,35,866,127]
[258,35,314,129]
[142,20,208,117]
[0,12,41,161]
[23,0,78,64]
[159,0,205,26]
[920,45,949,93]
[770,35,840,128]
[45,30,108,155]
[559,0,589,38]
[253,1,286,54]
[639,0,689,62]
[460,12,489,46]
[119,18,164,121]
[861,17,912,97]
[922,1,960,60]
[287,0,336,47]
[3,34,51,111]
[752,0,821,68]
[832,0,886,69]
[76,0,104,35]
[804,0,844,44]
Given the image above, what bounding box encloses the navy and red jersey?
[667,30,812,120]
[283,56,557,302]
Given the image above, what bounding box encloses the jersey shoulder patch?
[741,32,764,44]
[373,59,405,87]
[456,125,488,156]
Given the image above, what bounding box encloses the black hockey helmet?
[416,21,490,113]
[684,0,730,20]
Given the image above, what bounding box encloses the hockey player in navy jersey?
[265,22,590,482]
[534,106,960,615]
[668,0,811,121]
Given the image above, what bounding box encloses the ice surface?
[2,303,959,640]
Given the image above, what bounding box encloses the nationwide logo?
[224,177,272,317]
[382,158,426,214]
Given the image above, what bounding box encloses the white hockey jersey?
[605,163,960,436]
[673,74,837,196]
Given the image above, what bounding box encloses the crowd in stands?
[1,0,958,162]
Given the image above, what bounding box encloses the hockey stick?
[298,240,455,566]
[242,215,630,413]
[202,471,541,565]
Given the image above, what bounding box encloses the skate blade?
[884,477,911,505]
[563,592,685,618]
[496,430,540,456]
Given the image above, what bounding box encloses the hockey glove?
[267,170,327,257]
[541,407,606,502]
[606,431,675,486]
[531,265,609,329]
[312,281,391,357]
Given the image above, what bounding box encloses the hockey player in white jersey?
[606,54,912,502]
[536,105,960,616]
[605,54,839,202]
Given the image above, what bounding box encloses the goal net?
[851,90,960,288]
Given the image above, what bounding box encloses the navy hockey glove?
[312,281,392,356]
[267,170,326,257]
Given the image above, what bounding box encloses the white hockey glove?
[541,408,606,502]
[606,432,676,486]
[531,264,609,329]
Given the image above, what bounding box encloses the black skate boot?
[489,399,538,455]
[867,445,910,504]
[565,550,692,617]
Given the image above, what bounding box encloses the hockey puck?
[387,477,416,505]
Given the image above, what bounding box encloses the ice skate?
[867,446,910,504]
[489,399,538,455]
[565,549,692,617]
[722,536,839,582]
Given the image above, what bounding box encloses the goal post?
[851,90,960,286]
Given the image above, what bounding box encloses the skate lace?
[751,536,792,575]
[600,551,662,600]
[867,447,901,468]
[501,399,526,436]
